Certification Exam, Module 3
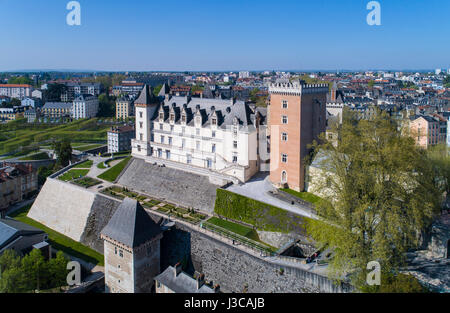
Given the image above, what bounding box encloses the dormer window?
[181,113,186,124]
[170,113,175,123]
[212,118,217,126]
[195,116,201,127]
[159,111,164,121]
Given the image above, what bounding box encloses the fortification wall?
[28,178,97,241]
[160,222,350,293]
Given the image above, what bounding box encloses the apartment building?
[112,81,144,97]
[72,94,99,119]
[131,85,267,183]
[0,163,38,212]
[409,114,447,149]
[107,125,135,153]
[60,82,102,101]
[41,102,73,118]
[116,97,135,119]
[268,80,328,192]
[0,84,32,99]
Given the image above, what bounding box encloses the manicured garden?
[58,169,90,182]
[156,204,207,224]
[280,188,322,204]
[97,156,131,182]
[8,204,104,266]
[71,176,102,188]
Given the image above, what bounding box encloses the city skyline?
[0,0,449,71]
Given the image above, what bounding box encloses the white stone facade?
[132,96,265,183]
[72,95,99,119]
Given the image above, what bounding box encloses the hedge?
[214,189,311,234]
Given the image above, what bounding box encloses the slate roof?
[101,198,162,248]
[135,84,159,105]
[155,95,263,131]
[154,266,215,293]
[158,83,170,97]
[0,218,46,251]
[42,102,72,110]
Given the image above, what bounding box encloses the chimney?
[213,284,220,293]
[173,262,182,277]
[196,273,205,290]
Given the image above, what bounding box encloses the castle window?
[233,141,238,149]
[147,246,152,256]
[212,131,216,138]
[159,123,163,130]
[282,132,288,141]
[212,144,216,153]
[282,100,288,109]
[282,153,288,163]
[182,126,185,134]
[139,133,143,141]
[119,249,123,258]
[232,154,238,163]
[114,247,117,254]
[170,125,174,131]
[161,136,165,144]
[139,112,143,118]
[139,122,143,129]
[196,141,200,150]
[168,137,172,145]
[282,115,288,124]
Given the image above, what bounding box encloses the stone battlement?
[269,81,329,96]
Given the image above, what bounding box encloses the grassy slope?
[97,156,131,182]
[9,205,104,266]
[72,160,93,168]
[206,217,260,241]
[280,188,322,204]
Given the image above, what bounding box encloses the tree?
[43,84,67,102]
[97,93,116,117]
[307,110,441,289]
[368,80,375,88]
[444,75,450,88]
[52,138,72,166]
[47,251,70,287]
[153,84,162,96]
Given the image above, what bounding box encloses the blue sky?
[0,0,449,71]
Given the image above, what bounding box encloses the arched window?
[281,171,287,183]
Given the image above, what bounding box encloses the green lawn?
[206,217,260,241]
[8,205,104,266]
[58,169,90,182]
[280,189,322,204]
[18,152,50,160]
[75,144,105,152]
[97,162,107,169]
[72,160,93,169]
[97,156,131,182]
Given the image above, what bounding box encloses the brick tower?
[268,80,328,192]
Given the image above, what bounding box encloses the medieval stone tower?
[101,198,163,293]
[268,80,328,192]
[132,84,160,157]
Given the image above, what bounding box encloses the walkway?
[225,173,318,219]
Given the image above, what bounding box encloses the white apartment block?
[72,95,99,119]
[131,85,268,183]
[0,84,32,99]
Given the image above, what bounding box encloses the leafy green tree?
[48,251,70,287]
[368,80,375,88]
[8,76,33,85]
[52,138,72,166]
[98,93,116,117]
[43,84,67,102]
[427,144,450,194]
[307,110,441,289]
